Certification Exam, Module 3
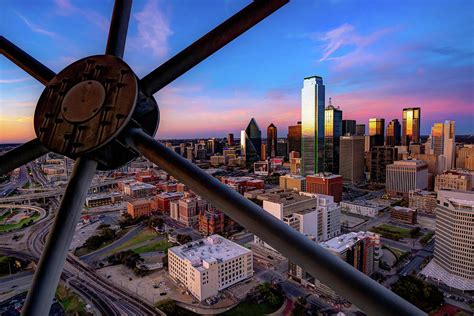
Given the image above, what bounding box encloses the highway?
[0,166,29,198]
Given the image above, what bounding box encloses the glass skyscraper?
[324,104,342,173]
[402,107,421,145]
[266,123,277,158]
[369,118,385,147]
[301,76,325,175]
[241,118,261,165]
[386,119,401,146]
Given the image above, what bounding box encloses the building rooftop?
[281,174,306,180]
[169,235,250,269]
[86,192,122,201]
[156,191,184,199]
[128,181,156,190]
[320,231,379,254]
[306,173,342,180]
[390,159,427,167]
[259,191,312,206]
[128,198,151,206]
[392,206,416,213]
[438,190,474,208]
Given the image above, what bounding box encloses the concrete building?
[254,191,341,250]
[390,206,417,224]
[170,195,208,227]
[85,192,122,208]
[168,235,253,301]
[435,170,473,192]
[408,190,437,214]
[127,199,152,219]
[369,146,398,184]
[340,200,385,218]
[279,174,306,192]
[386,160,428,197]
[305,173,342,203]
[339,136,365,183]
[421,190,474,291]
[123,181,156,198]
[456,145,474,170]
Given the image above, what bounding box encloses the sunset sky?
[1,0,473,143]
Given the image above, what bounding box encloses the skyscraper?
[324,102,342,173]
[430,123,444,155]
[240,118,261,165]
[342,120,356,136]
[429,120,456,171]
[356,124,366,136]
[402,107,421,145]
[339,136,365,183]
[267,123,277,158]
[386,119,401,146]
[227,133,234,146]
[301,76,325,175]
[368,118,385,147]
[288,122,302,154]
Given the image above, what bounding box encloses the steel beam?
[0,139,49,176]
[140,0,289,96]
[22,157,98,316]
[0,36,56,85]
[126,128,425,316]
[105,0,132,58]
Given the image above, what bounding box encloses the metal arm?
[0,36,56,85]
[125,128,425,316]
[140,0,289,96]
[22,157,98,316]
[0,138,49,175]
[105,0,132,58]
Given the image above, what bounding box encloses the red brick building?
[154,192,183,213]
[199,207,225,235]
[305,173,343,203]
[127,199,152,219]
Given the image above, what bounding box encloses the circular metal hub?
[34,55,138,157]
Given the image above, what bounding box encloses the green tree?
[177,234,192,244]
[391,276,443,312]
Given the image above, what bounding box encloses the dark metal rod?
[22,157,98,316]
[140,0,288,96]
[126,128,425,316]
[105,0,132,58]
[0,138,49,175]
[0,36,56,85]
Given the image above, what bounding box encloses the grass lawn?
[220,301,281,316]
[0,211,40,232]
[420,231,434,245]
[0,209,19,223]
[133,239,174,254]
[109,228,158,254]
[370,224,413,240]
[56,283,87,314]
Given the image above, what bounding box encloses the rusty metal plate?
[34,55,138,157]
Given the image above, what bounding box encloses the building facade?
[324,104,343,173]
[434,170,472,192]
[386,160,428,197]
[390,206,417,224]
[386,119,401,146]
[370,146,398,183]
[305,173,343,203]
[402,107,421,146]
[301,76,325,175]
[241,118,261,165]
[355,124,366,136]
[267,123,278,158]
[339,136,365,183]
[279,174,306,192]
[127,199,152,219]
[342,119,356,136]
[288,122,302,155]
[408,189,437,214]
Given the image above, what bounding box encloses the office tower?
[240,118,261,164]
[386,160,428,197]
[324,102,343,173]
[168,235,253,301]
[409,143,424,155]
[456,145,474,169]
[170,195,208,227]
[356,124,366,136]
[370,146,398,184]
[207,138,219,155]
[430,123,444,155]
[288,122,302,154]
[412,153,444,190]
[368,118,385,146]
[227,133,234,146]
[305,173,343,202]
[402,107,421,145]
[339,136,365,183]
[301,76,325,175]
[290,157,301,175]
[422,190,474,291]
[279,174,306,192]
[443,120,455,170]
[277,139,289,159]
[267,123,277,158]
[434,170,473,192]
[342,120,356,136]
[386,119,401,146]
[260,143,267,161]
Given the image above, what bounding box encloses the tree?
[410,227,421,238]
[391,276,443,312]
[293,297,307,316]
[148,217,164,229]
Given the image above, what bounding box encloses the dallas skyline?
[1,0,473,143]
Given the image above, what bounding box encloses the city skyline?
[1,0,473,143]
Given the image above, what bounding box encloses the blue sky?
[1,0,473,142]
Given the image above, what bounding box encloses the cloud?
[16,13,58,38]
[54,0,109,31]
[0,77,31,84]
[134,0,173,58]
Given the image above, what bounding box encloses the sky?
[0,0,473,143]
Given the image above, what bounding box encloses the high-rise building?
[240,118,261,165]
[369,146,398,183]
[324,103,343,173]
[356,124,366,136]
[305,173,343,203]
[430,123,444,155]
[301,76,325,175]
[288,122,302,154]
[429,121,456,171]
[227,133,234,146]
[339,136,365,183]
[342,120,356,136]
[368,118,385,147]
[386,119,401,146]
[402,107,421,145]
[420,190,474,291]
[277,139,289,158]
[386,160,428,197]
[267,123,277,158]
[260,143,267,161]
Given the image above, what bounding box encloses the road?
[399,239,435,276]
[0,166,29,198]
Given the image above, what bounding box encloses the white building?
[340,200,385,217]
[168,235,253,301]
[386,160,428,197]
[254,191,340,250]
